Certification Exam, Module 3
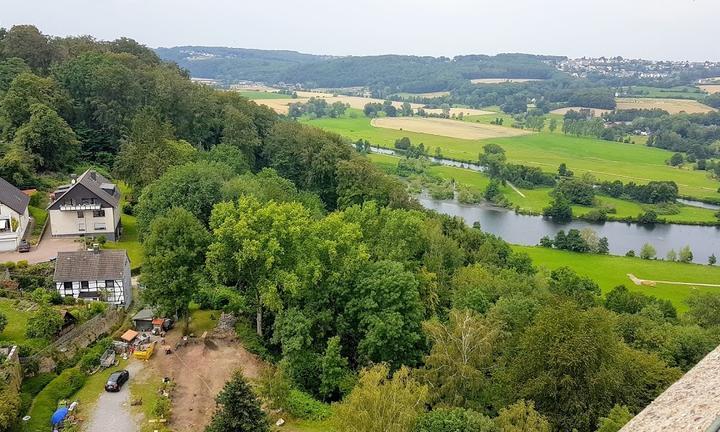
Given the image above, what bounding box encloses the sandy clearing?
[371,117,532,140]
[251,98,297,114]
[471,78,544,84]
[550,107,611,116]
[699,85,720,94]
[615,98,715,114]
[425,107,495,116]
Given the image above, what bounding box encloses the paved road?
[85,361,144,432]
[0,225,80,264]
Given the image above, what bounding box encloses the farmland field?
[236,90,290,99]
[699,85,720,94]
[622,85,706,100]
[371,117,532,140]
[393,91,450,98]
[515,245,720,311]
[308,113,720,200]
[615,97,715,114]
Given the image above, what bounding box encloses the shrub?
[234,321,271,360]
[78,338,112,372]
[151,396,171,418]
[122,201,134,216]
[285,389,331,420]
[24,368,86,431]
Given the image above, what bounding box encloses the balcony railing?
[59,203,101,211]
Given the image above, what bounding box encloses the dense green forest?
[2,24,720,432]
[155,47,562,91]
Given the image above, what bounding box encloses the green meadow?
[306,111,720,201]
[367,153,719,224]
[516,245,720,311]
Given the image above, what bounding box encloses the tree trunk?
[256,303,263,337]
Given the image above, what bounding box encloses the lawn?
[237,90,290,99]
[368,153,719,224]
[27,206,48,244]
[0,298,32,343]
[516,245,720,311]
[129,369,171,432]
[305,113,720,201]
[187,302,219,335]
[71,359,129,418]
[104,182,143,271]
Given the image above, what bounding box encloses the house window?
[63,281,73,295]
[93,209,105,218]
[0,219,9,232]
[80,281,89,292]
[77,211,84,218]
[106,280,114,289]
[78,222,86,232]
[94,222,106,231]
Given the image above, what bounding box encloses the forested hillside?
[1,24,719,432]
[155,47,562,91]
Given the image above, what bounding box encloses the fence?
[21,307,125,373]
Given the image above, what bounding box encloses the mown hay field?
[615,98,715,114]
[699,85,720,94]
[371,116,532,140]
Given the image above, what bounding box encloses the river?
[417,195,720,264]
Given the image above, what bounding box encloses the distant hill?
[154,46,327,83]
[155,47,565,92]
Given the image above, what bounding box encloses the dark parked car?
[17,240,30,253]
[105,370,130,392]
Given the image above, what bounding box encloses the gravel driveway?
[85,361,144,432]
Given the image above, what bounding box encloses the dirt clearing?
[371,117,532,140]
[137,327,265,432]
[615,98,715,114]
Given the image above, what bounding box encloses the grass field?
[309,112,720,201]
[104,182,143,271]
[236,90,290,99]
[0,298,32,342]
[516,245,720,311]
[615,98,715,114]
[368,153,719,223]
[392,91,450,98]
[622,85,706,100]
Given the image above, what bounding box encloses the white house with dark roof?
[47,169,121,240]
[0,177,30,251]
[53,248,132,307]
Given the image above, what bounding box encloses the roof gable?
[0,177,30,214]
[53,250,129,282]
[48,170,120,210]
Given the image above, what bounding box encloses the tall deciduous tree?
[207,196,312,336]
[420,309,500,409]
[13,103,79,172]
[142,208,211,321]
[334,364,428,432]
[205,371,269,432]
[1,72,68,137]
[114,110,196,189]
[1,25,57,72]
[135,161,234,237]
[495,400,551,432]
[221,105,261,168]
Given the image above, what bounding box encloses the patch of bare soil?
[141,327,265,432]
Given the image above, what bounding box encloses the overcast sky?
[2,0,718,61]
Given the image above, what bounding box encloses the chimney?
[70,174,77,184]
